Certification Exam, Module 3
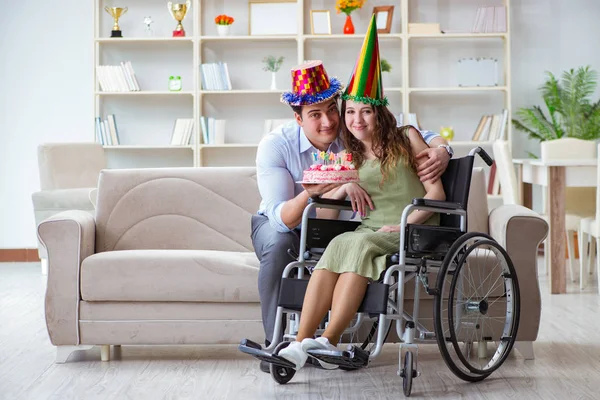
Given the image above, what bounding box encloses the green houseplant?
[512,66,600,142]
[381,58,391,73]
[263,55,285,90]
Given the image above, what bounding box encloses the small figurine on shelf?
[262,55,285,90]
[168,76,182,91]
[143,16,154,36]
[215,14,234,36]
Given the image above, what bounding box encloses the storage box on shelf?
[94,0,512,206]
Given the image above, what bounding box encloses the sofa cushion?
[80,250,260,302]
[94,168,261,253]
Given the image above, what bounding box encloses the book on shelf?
[200,116,226,144]
[471,109,508,141]
[487,161,501,195]
[97,61,140,92]
[200,62,232,91]
[95,114,120,145]
[471,6,507,33]
[170,118,194,145]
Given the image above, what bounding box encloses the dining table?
[513,158,597,294]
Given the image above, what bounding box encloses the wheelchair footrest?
[306,345,370,370]
[238,339,297,370]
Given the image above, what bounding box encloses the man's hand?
[415,147,451,183]
[302,183,342,198]
[377,225,400,233]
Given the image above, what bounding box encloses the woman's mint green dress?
[314,158,439,281]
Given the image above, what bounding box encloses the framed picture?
[310,10,331,35]
[249,0,298,35]
[373,6,394,34]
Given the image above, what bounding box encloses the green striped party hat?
[342,14,388,106]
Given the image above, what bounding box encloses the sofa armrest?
[32,188,96,259]
[37,210,96,345]
[488,205,549,341]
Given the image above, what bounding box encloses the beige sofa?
[37,167,548,363]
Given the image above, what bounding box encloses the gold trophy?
[168,1,191,37]
[104,7,128,37]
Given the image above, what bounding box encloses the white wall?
[1,0,599,248]
[0,0,93,248]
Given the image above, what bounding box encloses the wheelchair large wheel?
[434,232,520,381]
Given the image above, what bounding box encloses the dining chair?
[579,142,600,291]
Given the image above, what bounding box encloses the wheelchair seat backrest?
[439,155,475,229]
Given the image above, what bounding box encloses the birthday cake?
[302,151,359,183]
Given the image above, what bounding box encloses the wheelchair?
[240,147,520,397]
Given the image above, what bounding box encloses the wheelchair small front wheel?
[434,232,520,381]
[270,342,296,384]
[401,351,414,397]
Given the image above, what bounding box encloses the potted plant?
[336,0,366,34]
[215,14,234,36]
[380,58,392,88]
[513,66,600,144]
[262,55,285,90]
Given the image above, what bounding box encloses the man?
[251,61,453,372]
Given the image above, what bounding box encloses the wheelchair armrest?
[309,197,352,208]
[411,198,462,210]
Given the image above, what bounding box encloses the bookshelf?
[93,0,511,179]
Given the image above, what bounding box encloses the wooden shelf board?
[304,33,403,40]
[103,145,194,150]
[200,144,259,148]
[200,90,284,94]
[96,37,193,43]
[409,32,507,39]
[96,91,194,96]
[409,86,508,93]
[200,35,297,41]
[448,141,494,145]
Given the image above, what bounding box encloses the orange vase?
[343,14,355,34]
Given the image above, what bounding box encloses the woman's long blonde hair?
[340,100,419,185]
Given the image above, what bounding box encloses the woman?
[276,16,445,371]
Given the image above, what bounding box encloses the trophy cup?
[168,1,191,37]
[104,6,128,37]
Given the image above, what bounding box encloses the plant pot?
[217,24,230,36]
[343,14,355,34]
[270,72,277,90]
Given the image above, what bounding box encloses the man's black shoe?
[260,360,270,373]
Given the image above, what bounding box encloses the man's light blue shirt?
[256,121,439,233]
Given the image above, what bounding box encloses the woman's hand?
[344,183,374,217]
[378,225,400,233]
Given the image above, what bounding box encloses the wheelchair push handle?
[468,146,494,166]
